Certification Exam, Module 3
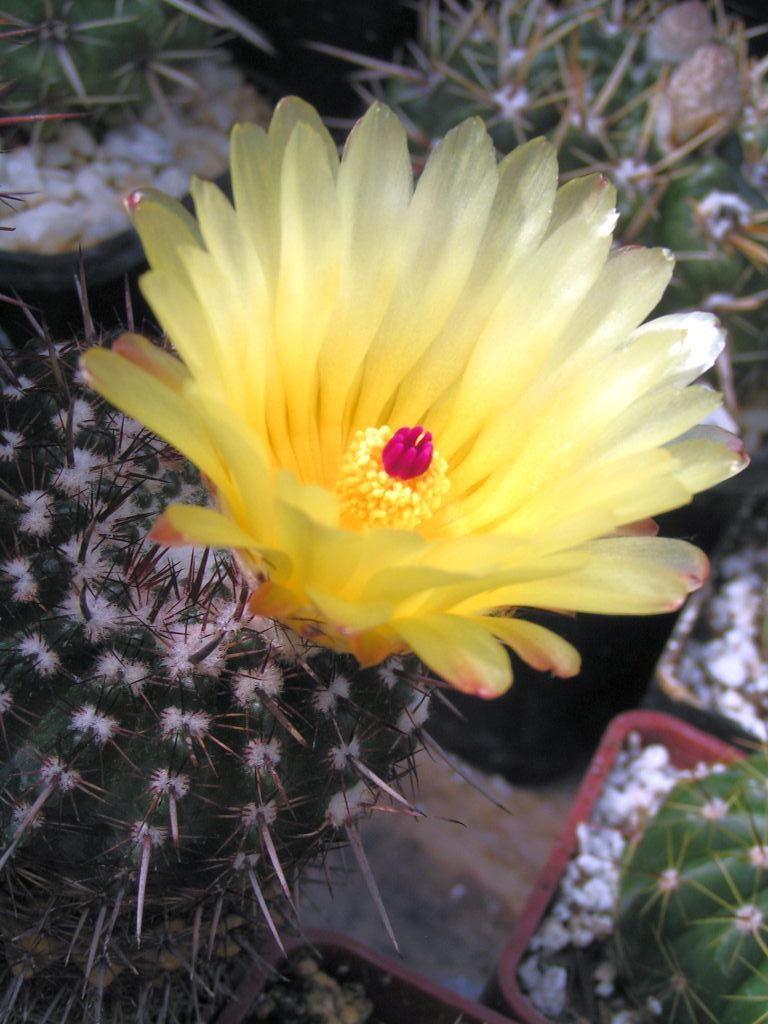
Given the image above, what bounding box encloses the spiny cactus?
[0,323,427,1022]
[325,0,768,415]
[615,751,768,1023]
[0,0,271,132]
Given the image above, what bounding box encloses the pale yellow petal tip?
[663,551,711,611]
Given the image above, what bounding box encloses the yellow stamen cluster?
[336,426,450,531]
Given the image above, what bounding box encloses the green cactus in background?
[324,0,768,417]
[0,323,426,1021]
[615,752,768,1023]
[0,0,272,133]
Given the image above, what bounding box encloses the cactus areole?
[615,753,768,1022]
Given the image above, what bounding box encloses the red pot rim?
[494,709,743,1024]
[219,926,517,1024]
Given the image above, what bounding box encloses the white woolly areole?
[59,589,120,643]
[94,651,148,695]
[160,622,225,680]
[149,768,190,799]
[378,658,403,690]
[750,844,768,867]
[51,397,95,435]
[53,447,100,496]
[0,429,22,461]
[3,375,31,400]
[491,83,529,118]
[243,737,282,770]
[39,756,80,792]
[241,800,277,828]
[697,190,752,240]
[329,736,361,770]
[131,821,168,848]
[701,796,729,820]
[313,674,350,714]
[734,904,763,934]
[326,781,374,827]
[18,634,60,676]
[11,802,43,832]
[159,707,211,740]
[231,662,284,704]
[18,490,53,537]
[60,536,109,585]
[69,705,118,745]
[657,867,681,892]
[2,556,38,602]
[0,686,13,716]
[255,661,284,696]
[397,691,431,734]
[253,616,307,663]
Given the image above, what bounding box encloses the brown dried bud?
[655,44,742,152]
[646,1,714,64]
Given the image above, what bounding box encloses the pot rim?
[493,708,743,1024]
[218,926,517,1024]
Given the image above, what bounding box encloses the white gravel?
[518,730,724,1022]
[674,507,768,741]
[0,57,271,253]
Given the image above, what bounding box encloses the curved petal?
[351,116,499,430]
[81,347,223,490]
[454,537,708,616]
[394,614,512,697]
[473,615,581,678]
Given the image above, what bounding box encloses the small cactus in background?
[615,751,768,1023]
[0,0,272,135]
[0,318,426,1021]
[324,0,768,420]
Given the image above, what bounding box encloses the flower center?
[382,425,433,479]
[336,425,450,531]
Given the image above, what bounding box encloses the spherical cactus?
[0,0,270,130]
[615,752,768,1023]
[0,333,426,1021]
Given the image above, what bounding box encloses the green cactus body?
[0,0,260,130]
[1,2,189,111]
[615,754,768,1023]
[0,338,424,1021]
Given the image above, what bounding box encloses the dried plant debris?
[252,953,374,1024]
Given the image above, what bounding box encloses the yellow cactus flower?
[82,97,746,698]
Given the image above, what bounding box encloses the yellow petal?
[473,615,581,678]
[273,122,341,479]
[389,137,559,429]
[81,347,222,489]
[306,585,394,632]
[130,187,203,279]
[440,174,617,459]
[664,436,748,492]
[458,537,707,616]
[153,505,291,577]
[351,116,499,430]
[108,332,190,392]
[394,615,512,697]
[318,103,412,475]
